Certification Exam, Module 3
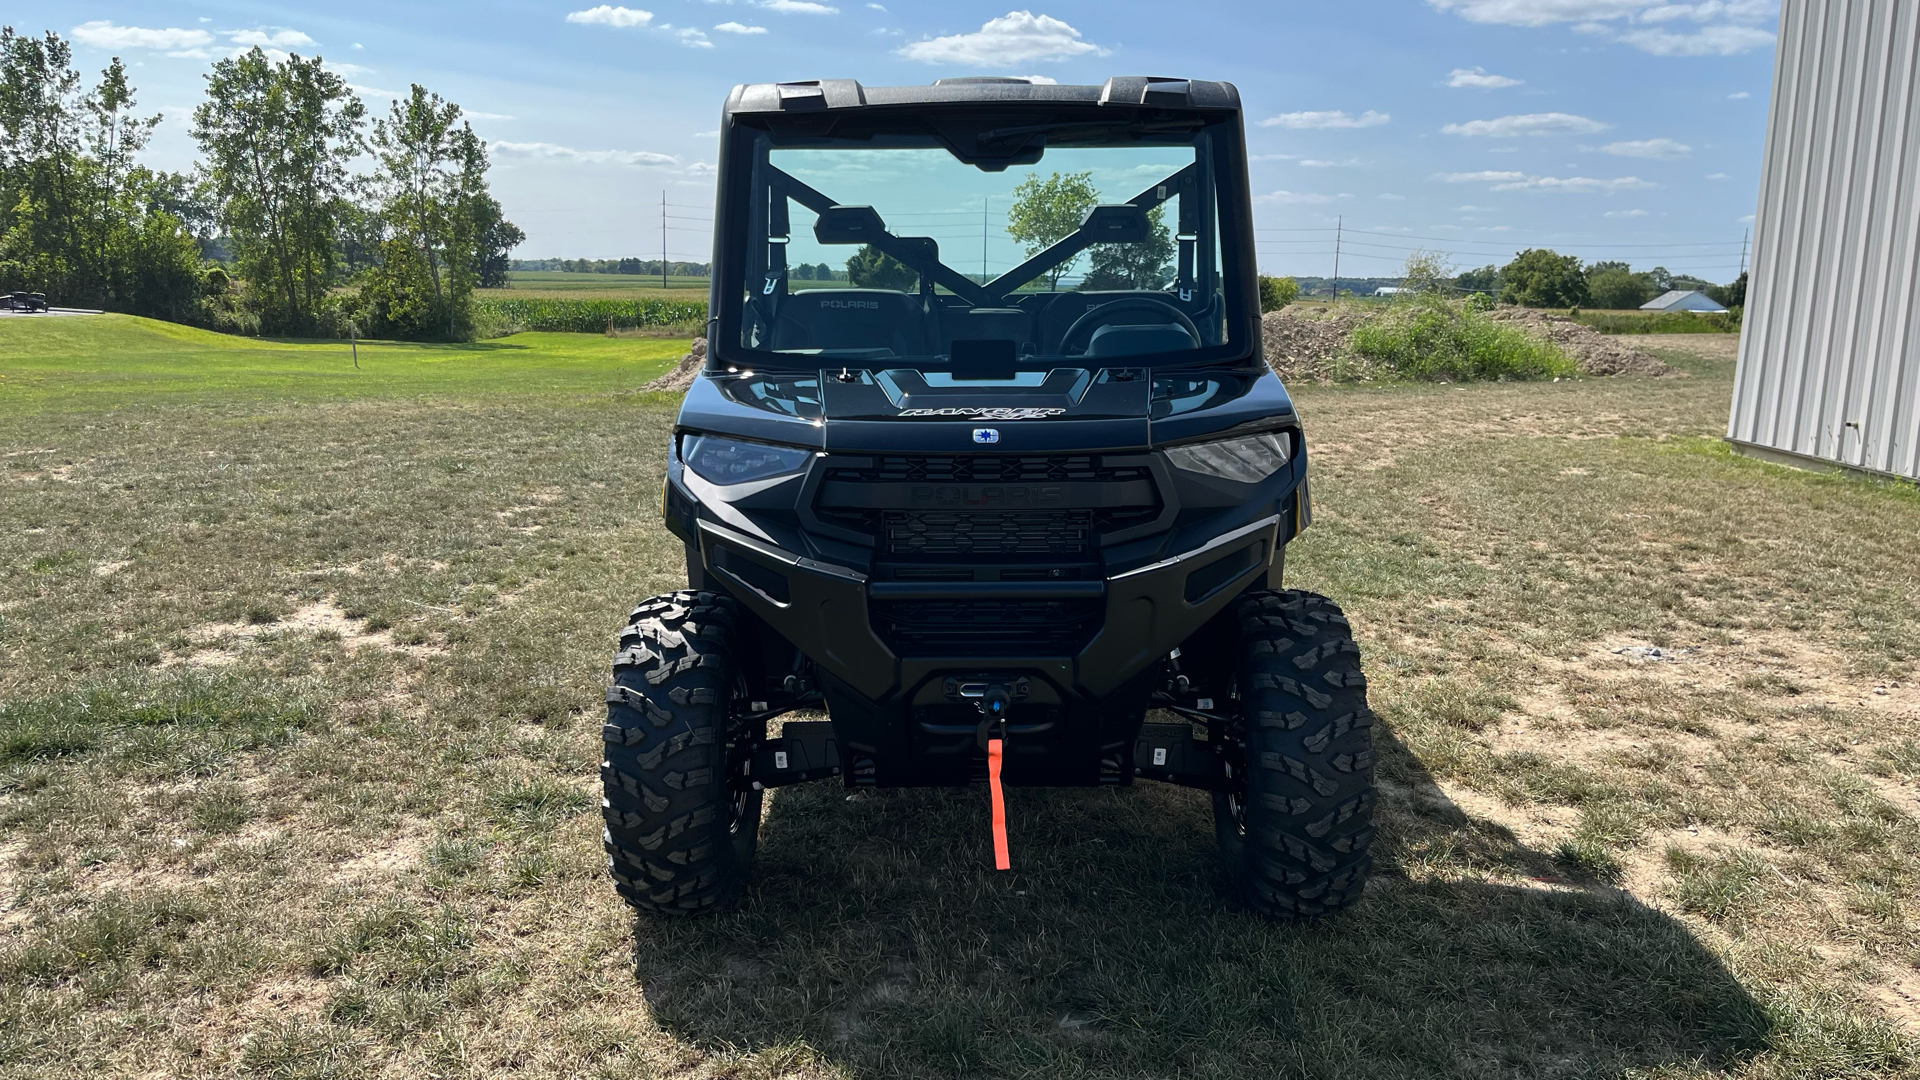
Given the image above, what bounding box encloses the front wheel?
[600,591,762,915]
[1215,589,1377,918]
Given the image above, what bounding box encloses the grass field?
[2,319,1917,1078]
[486,271,717,300]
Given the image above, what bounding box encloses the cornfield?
[474,297,707,333]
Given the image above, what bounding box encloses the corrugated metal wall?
[1730,0,1920,481]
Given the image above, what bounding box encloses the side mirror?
[814,205,887,244]
[1081,204,1150,244]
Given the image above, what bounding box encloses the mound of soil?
[1484,308,1675,377]
[1259,307,1383,383]
[1259,304,1675,382]
[644,337,706,392]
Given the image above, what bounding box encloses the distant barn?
[1731,0,1919,481]
[1641,289,1728,314]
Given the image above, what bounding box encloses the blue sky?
[62,1,1778,282]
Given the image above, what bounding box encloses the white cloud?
[1258,109,1390,130]
[694,130,720,138]
[1250,153,1298,161]
[898,12,1106,66]
[1378,193,1407,200]
[352,42,364,49]
[758,0,840,13]
[1604,208,1650,217]
[1601,137,1690,158]
[465,111,516,121]
[1300,158,1362,168]
[566,6,654,27]
[1019,74,1059,84]
[1443,112,1608,137]
[1616,23,1774,54]
[1427,0,1776,56]
[1428,0,1648,27]
[1447,66,1522,89]
[1456,204,1499,211]
[1436,171,1657,193]
[715,21,768,32]
[349,84,403,100]
[1253,190,1349,204]
[672,26,714,46]
[492,141,678,166]
[230,28,315,48]
[867,1,888,7]
[1728,90,1751,99]
[70,21,213,50]
[1738,213,1755,224]
[1438,171,1528,183]
[1705,171,1729,179]
[1500,174,1655,193]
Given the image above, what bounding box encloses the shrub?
[1499,248,1589,308]
[1348,298,1577,382]
[1258,275,1299,312]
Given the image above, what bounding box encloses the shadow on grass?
[631,726,1769,1079]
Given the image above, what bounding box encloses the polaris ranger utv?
[603,76,1376,919]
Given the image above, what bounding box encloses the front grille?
[883,510,1093,555]
[874,599,1102,657]
[830,455,1152,485]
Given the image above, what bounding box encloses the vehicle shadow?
[630,725,1769,1079]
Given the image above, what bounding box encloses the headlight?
[682,434,812,485]
[1164,431,1293,484]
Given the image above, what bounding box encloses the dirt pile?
[1260,304,1675,382]
[1485,308,1674,377]
[644,337,706,392]
[1260,307,1383,383]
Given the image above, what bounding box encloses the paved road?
[0,308,104,318]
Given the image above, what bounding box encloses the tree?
[1587,260,1632,276]
[1082,203,1174,290]
[1401,249,1455,295]
[0,31,202,317]
[1708,271,1747,309]
[1499,248,1588,308]
[1456,264,1502,296]
[1588,267,1653,310]
[194,47,365,334]
[1006,169,1097,289]
[1258,275,1299,312]
[845,244,916,291]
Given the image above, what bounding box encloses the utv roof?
[725,77,1241,116]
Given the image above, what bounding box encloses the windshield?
[720,113,1246,371]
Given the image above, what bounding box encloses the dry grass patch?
[1,335,1916,1077]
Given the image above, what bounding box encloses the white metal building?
[1730,0,1920,481]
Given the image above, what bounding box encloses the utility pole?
[982,196,989,284]
[1739,228,1749,278]
[1331,216,1343,302]
[661,191,668,290]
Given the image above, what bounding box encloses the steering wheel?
[1058,297,1202,356]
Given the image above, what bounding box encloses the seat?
[770,289,934,357]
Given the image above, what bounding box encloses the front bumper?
[695,509,1282,703]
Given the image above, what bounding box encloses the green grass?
[473,296,707,335]
[0,322,1916,1078]
[0,314,687,409]
[1349,300,1578,381]
[1572,309,1742,335]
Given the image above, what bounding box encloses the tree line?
[0,25,522,340]
[1456,251,1746,311]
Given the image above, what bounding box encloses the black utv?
[603,76,1376,920]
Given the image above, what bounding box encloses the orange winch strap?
[987,737,1010,870]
